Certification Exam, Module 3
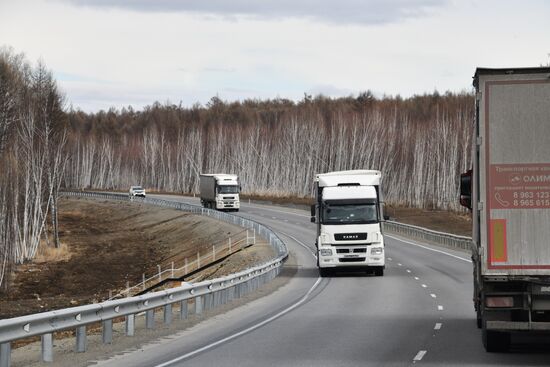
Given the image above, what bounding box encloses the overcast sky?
[1,0,549,112]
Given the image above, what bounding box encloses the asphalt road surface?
[95,195,550,366]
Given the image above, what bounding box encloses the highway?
[95,195,550,366]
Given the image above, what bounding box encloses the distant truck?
[460,67,550,352]
[311,170,386,277]
[199,174,240,211]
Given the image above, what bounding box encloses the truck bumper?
[487,320,550,331]
[216,201,240,210]
[318,252,385,268]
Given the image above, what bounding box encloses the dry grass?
[34,241,71,263]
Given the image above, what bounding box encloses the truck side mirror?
[460,169,473,210]
[310,204,316,223]
[383,215,390,221]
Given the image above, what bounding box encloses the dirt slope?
[0,197,273,319]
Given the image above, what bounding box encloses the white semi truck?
[199,174,240,211]
[310,170,386,277]
[460,67,550,352]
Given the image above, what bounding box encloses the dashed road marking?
[438,305,444,311]
[434,323,442,330]
[421,284,427,288]
[413,350,427,361]
[387,257,392,261]
[386,234,471,263]
[406,269,411,273]
[414,277,419,280]
[397,263,402,266]
[430,294,437,298]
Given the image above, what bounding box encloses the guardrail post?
[102,319,113,344]
[184,258,188,274]
[0,342,10,367]
[142,273,146,290]
[126,314,135,336]
[195,296,203,315]
[164,304,172,324]
[76,326,87,352]
[171,262,174,278]
[146,309,155,329]
[197,252,200,269]
[214,291,220,307]
[212,246,216,261]
[180,300,188,319]
[229,237,232,253]
[158,265,162,281]
[41,333,53,362]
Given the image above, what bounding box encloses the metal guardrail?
[0,191,288,366]
[384,220,473,252]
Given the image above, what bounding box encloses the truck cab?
[311,170,385,277]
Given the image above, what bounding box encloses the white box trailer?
[460,67,550,352]
[199,174,240,211]
[311,170,386,277]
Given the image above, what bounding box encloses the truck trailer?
[311,170,386,277]
[460,67,550,352]
[199,174,240,211]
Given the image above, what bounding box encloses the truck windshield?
[217,185,239,194]
[321,203,378,225]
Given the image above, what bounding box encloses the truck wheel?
[319,268,331,277]
[373,267,384,277]
[482,321,510,352]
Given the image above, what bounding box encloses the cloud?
[59,0,449,25]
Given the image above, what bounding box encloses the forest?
[0,48,474,290]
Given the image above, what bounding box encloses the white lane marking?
[279,232,317,258]
[430,294,437,298]
[421,284,427,288]
[438,305,444,311]
[406,269,411,273]
[387,257,392,261]
[397,263,402,266]
[295,222,301,225]
[414,277,419,280]
[386,234,471,263]
[413,350,427,361]
[284,219,289,222]
[272,217,277,219]
[434,323,442,330]
[155,233,321,367]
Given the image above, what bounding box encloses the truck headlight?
[320,249,333,256]
[371,247,383,255]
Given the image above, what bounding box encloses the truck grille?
[339,258,366,263]
[335,233,368,241]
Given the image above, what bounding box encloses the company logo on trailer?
[523,175,550,183]
[508,174,522,185]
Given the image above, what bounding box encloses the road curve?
[95,195,550,366]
